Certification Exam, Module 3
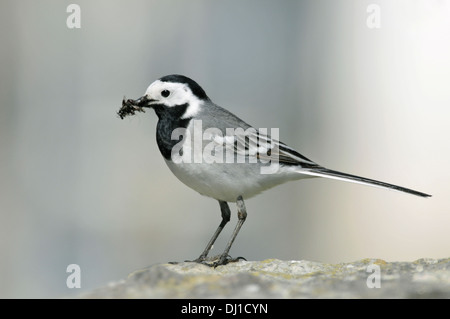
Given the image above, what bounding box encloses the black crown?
[159,74,209,100]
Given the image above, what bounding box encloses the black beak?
[135,96,151,108]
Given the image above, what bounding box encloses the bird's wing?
[207,126,319,168]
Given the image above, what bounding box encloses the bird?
[119,74,431,267]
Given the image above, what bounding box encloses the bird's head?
[133,74,209,119]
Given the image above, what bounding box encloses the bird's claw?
[183,254,246,267]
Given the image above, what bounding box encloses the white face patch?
[144,80,203,119]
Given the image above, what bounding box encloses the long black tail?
[299,167,431,198]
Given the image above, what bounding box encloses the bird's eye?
[161,90,170,98]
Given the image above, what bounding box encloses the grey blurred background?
[0,0,449,298]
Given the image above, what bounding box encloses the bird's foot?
[168,254,209,265]
[170,255,246,267]
[193,254,246,267]
[167,258,206,265]
[211,254,246,267]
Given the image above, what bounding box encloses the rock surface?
[81,258,450,298]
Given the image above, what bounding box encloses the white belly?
[165,159,305,202]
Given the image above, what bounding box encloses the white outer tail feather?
[296,167,431,198]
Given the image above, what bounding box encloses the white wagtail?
[118,74,431,266]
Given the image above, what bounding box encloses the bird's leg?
[213,195,247,267]
[191,200,231,263]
